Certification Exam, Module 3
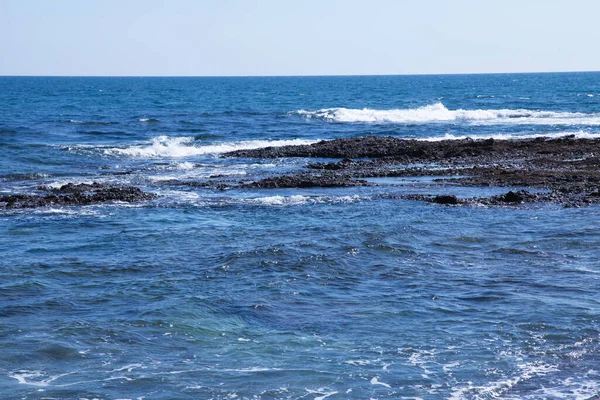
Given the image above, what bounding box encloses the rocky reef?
[0,182,156,209]
[225,136,600,207]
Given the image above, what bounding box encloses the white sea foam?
[306,388,338,400]
[220,367,281,373]
[174,162,195,170]
[407,349,435,376]
[147,167,247,183]
[345,359,377,366]
[10,370,76,387]
[33,207,102,216]
[151,194,368,208]
[370,376,391,388]
[108,364,143,373]
[245,194,367,207]
[442,361,460,373]
[46,179,95,189]
[417,130,600,142]
[296,103,600,126]
[448,361,559,400]
[530,378,600,400]
[103,136,319,158]
[146,161,197,172]
[247,195,313,206]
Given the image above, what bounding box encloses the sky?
[1,0,599,76]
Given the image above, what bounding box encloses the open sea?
[1,73,600,400]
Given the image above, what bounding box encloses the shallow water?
[1,74,600,399]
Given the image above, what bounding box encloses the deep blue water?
[1,74,600,399]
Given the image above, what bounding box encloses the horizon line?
[1,70,599,78]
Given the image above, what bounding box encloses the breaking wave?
[418,130,600,141]
[296,103,600,125]
[96,137,319,158]
[244,194,367,206]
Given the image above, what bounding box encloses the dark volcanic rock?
[480,190,540,205]
[400,190,541,207]
[586,188,600,197]
[225,136,600,162]
[0,182,156,209]
[496,190,526,203]
[224,135,600,206]
[432,195,459,205]
[307,158,358,170]
[226,137,437,159]
[244,173,368,189]
[394,194,465,205]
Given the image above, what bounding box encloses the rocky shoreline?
[4,136,600,209]
[225,136,600,207]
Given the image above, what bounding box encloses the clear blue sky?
[1,0,598,76]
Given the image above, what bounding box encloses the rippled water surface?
[1,74,600,399]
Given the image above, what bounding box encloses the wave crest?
[296,103,600,125]
[419,130,600,141]
[102,136,319,158]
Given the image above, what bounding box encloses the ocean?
[1,73,600,399]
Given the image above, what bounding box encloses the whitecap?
[102,136,319,158]
[417,130,600,142]
[296,103,600,126]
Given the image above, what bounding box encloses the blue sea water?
[1,73,600,399]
